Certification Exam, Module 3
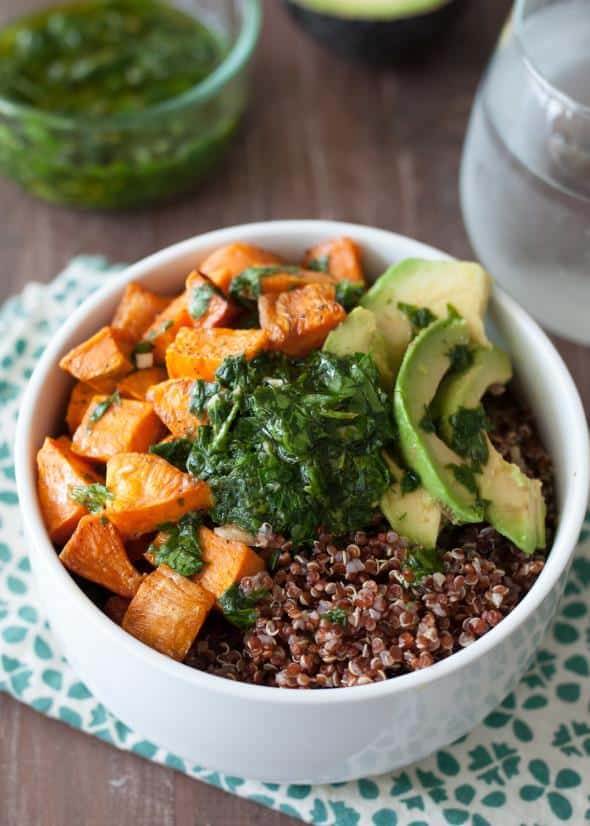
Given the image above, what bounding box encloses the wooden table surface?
[1,1,588,824]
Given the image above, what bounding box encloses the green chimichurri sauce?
[0,0,223,117]
[0,0,249,209]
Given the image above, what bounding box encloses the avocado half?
[283,0,467,65]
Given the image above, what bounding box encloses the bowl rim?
[0,0,262,128]
[15,219,590,707]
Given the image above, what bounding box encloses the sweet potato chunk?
[111,282,172,341]
[258,283,346,357]
[66,382,95,435]
[146,378,204,436]
[199,243,283,294]
[60,514,143,598]
[106,453,213,536]
[122,565,215,660]
[103,595,130,625]
[303,237,366,284]
[72,396,166,463]
[185,271,239,328]
[117,367,167,401]
[166,327,269,382]
[195,527,265,601]
[259,269,335,295]
[37,436,102,545]
[142,293,192,364]
[59,326,134,392]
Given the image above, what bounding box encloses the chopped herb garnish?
[420,404,437,433]
[307,255,330,273]
[334,280,366,311]
[448,344,474,374]
[149,512,204,577]
[325,606,348,627]
[219,583,269,629]
[398,302,436,334]
[189,283,217,319]
[147,319,173,340]
[186,350,394,545]
[132,339,154,359]
[87,391,121,428]
[401,469,421,495]
[149,437,193,470]
[70,483,113,513]
[448,463,479,495]
[406,547,443,583]
[269,548,282,571]
[448,406,490,467]
[229,266,298,307]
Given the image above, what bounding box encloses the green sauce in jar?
[0,0,256,209]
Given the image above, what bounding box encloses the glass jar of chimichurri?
[0,0,261,209]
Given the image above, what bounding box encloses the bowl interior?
[15,220,590,701]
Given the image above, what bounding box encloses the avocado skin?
[282,0,467,66]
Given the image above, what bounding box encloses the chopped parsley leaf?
[398,302,437,334]
[189,283,217,320]
[448,463,479,495]
[401,469,421,494]
[219,583,269,629]
[87,391,121,428]
[147,319,173,340]
[334,280,365,311]
[307,254,330,273]
[70,483,113,513]
[406,547,443,583]
[325,606,348,627]
[132,339,154,361]
[448,344,474,374]
[148,512,204,577]
[229,266,298,307]
[448,406,490,467]
[149,437,193,470]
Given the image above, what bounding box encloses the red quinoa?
[186,391,554,688]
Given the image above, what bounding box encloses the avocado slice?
[283,0,466,65]
[361,258,491,375]
[323,306,394,388]
[381,453,442,548]
[394,316,485,524]
[438,347,546,554]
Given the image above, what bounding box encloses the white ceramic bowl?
[15,221,589,783]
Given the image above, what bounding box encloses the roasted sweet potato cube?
[60,514,143,598]
[258,283,346,357]
[59,326,134,392]
[195,527,265,600]
[103,595,130,625]
[37,436,102,545]
[199,242,283,294]
[111,282,172,341]
[142,293,192,364]
[146,378,204,436]
[72,396,166,463]
[122,565,215,660]
[117,367,167,401]
[259,269,335,295]
[66,382,96,435]
[303,237,366,284]
[166,327,269,382]
[185,271,240,328]
[106,453,213,536]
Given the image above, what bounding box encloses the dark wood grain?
[1,1,587,825]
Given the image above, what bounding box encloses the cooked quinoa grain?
[186,391,554,688]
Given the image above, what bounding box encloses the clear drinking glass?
[460,0,590,343]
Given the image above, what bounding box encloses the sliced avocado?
[283,0,466,65]
[437,346,546,554]
[323,306,394,388]
[381,453,442,548]
[394,316,485,524]
[361,259,491,375]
